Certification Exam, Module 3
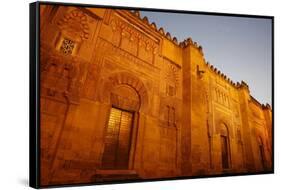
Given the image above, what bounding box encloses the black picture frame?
[30,1,274,188]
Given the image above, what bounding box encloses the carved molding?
[215,115,234,138]
[99,71,149,113]
[109,15,159,64]
[165,63,180,92]
[213,86,230,108]
[96,38,160,74]
[57,9,90,41]
[110,16,159,47]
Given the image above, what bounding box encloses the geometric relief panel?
[213,86,230,108]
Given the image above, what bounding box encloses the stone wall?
[39,4,272,186]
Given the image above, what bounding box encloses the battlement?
[129,10,239,86]
[128,9,269,106]
[204,60,241,88]
[130,10,180,45]
[250,96,272,110]
[129,10,203,51]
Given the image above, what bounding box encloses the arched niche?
[110,85,140,112]
[98,72,148,170]
[99,72,149,113]
[220,123,229,137]
[215,118,234,138]
[219,123,231,169]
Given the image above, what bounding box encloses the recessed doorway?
[102,107,134,169]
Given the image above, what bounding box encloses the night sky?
[140,11,272,105]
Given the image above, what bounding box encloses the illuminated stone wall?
[39,5,272,186]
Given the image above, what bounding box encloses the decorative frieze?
[95,38,160,75]
[108,14,159,64]
[213,86,230,108]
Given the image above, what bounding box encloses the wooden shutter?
[102,108,133,169]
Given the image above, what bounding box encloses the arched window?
[220,123,230,169]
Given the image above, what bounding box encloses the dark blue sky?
[141,11,272,105]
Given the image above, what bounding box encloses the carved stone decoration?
[40,44,88,104]
[96,38,159,74]
[38,6,273,185]
[213,86,230,108]
[57,9,90,41]
[60,38,75,55]
[215,117,234,138]
[109,15,159,64]
[164,61,179,96]
[99,72,149,113]
[110,85,140,111]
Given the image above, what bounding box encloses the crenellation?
[172,37,178,44]
[203,61,242,89]
[130,14,239,90]
[142,16,149,24]
[179,42,184,48]
[150,22,157,30]
[39,5,272,186]
[193,41,198,48]
[250,96,265,110]
[166,32,172,40]
[264,103,271,109]
[129,11,210,57]
[241,80,249,88]
[132,10,140,17]
[158,27,165,35]
[186,37,193,45]
[198,45,203,55]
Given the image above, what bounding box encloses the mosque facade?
[39,5,273,186]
